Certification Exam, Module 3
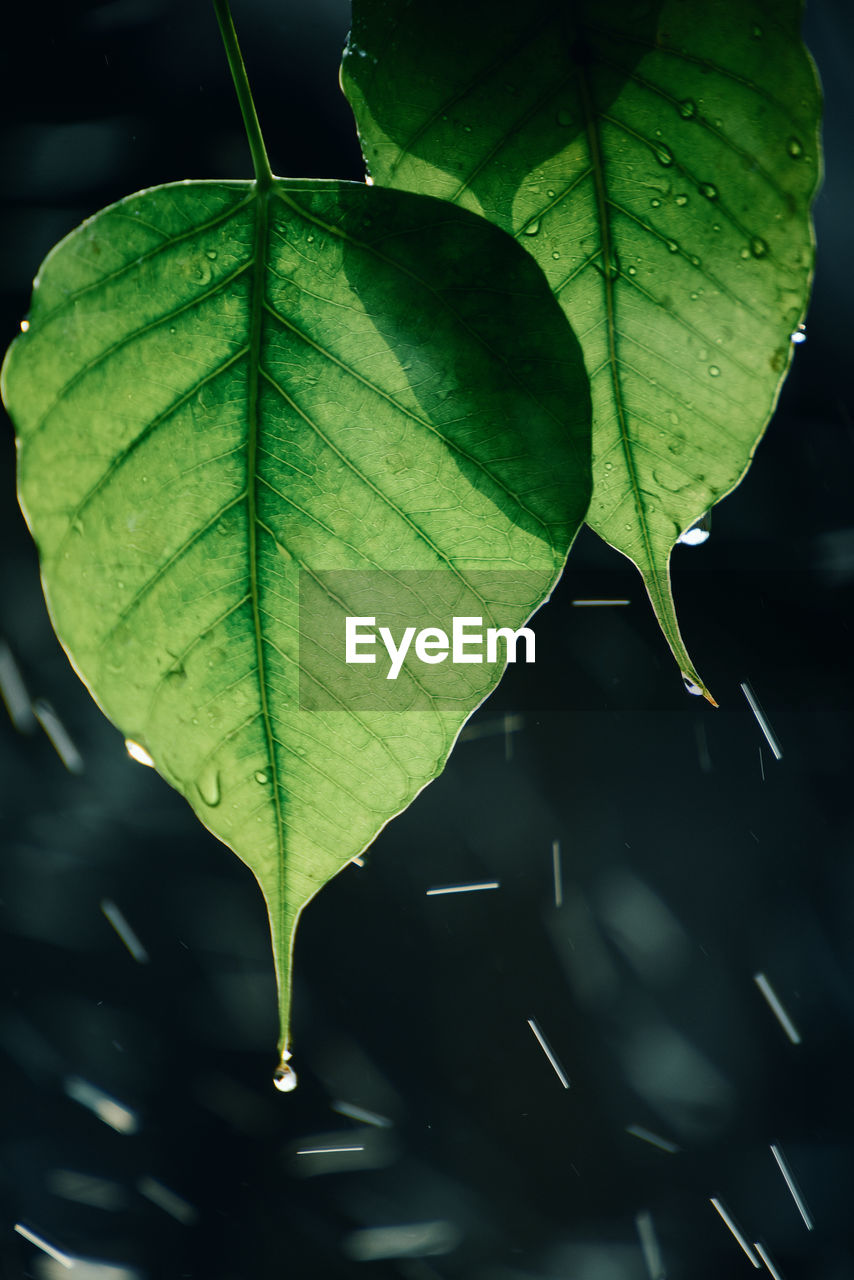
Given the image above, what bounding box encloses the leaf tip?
[681,671,718,708]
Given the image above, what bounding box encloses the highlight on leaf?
[0,4,592,1075]
[342,0,823,702]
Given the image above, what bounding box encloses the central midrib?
[246,186,286,926]
[577,65,650,555]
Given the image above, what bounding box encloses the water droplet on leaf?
[206,250,217,260]
[524,220,540,236]
[708,365,721,376]
[787,136,804,159]
[274,1053,297,1093]
[675,194,688,206]
[196,764,221,807]
[678,512,712,545]
[255,770,269,784]
[699,182,718,200]
[790,324,806,344]
[125,739,155,767]
[750,237,769,258]
[654,144,674,167]
[683,676,703,696]
[678,99,697,119]
[651,198,661,208]
[666,239,679,254]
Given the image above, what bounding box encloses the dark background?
[1,2,852,1277]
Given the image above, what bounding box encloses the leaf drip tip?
[273,1050,298,1093]
[682,672,718,708]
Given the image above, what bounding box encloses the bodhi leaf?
[342,0,822,701]
[1,36,591,1072]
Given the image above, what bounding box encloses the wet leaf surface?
[343,0,822,698]
[2,176,590,1052]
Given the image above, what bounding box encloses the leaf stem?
[213,0,273,190]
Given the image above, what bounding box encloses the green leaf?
[1,176,591,1063]
[342,0,822,701]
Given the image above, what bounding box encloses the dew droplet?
[255,770,269,784]
[273,1052,297,1093]
[708,365,721,376]
[690,255,701,266]
[307,234,314,243]
[654,144,674,167]
[675,193,688,206]
[604,461,613,470]
[787,136,804,159]
[678,99,697,120]
[651,198,661,208]
[552,250,560,259]
[666,239,679,254]
[678,511,712,545]
[547,189,556,198]
[740,247,751,260]
[699,182,718,200]
[196,763,221,807]
[628,265,637,275]
[750,236,769,258]
[206,250,217,260]
[523,220,540,236]
[169,326,176,335]
[19,319,30,332]
[125,739,155,768]
[790,324,807,344]
[682,676,703,696]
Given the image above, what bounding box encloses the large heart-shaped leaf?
[342,0,822,699]
[1,176,591,1064]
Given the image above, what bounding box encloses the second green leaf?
[343,0,822,700]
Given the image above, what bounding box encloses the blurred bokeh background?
[1,1,852,1277]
